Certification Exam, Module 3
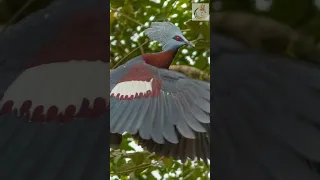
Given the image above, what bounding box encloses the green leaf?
[194,40,210,50]
[131,152,145,166]
[186,21,210,42]
[162,158,174,169]
[154,12,168,21]
[122,3,135,16]
[114,155,122,164]
[117,162,136,176]
[194,56,207,70]
[111,0,125,8]
[119,136,135,151]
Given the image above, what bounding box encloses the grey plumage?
[110,59,210,162]
[145,22,185,46]
[0,0,109,179]
[110,21,209,163]
[0,113,109,180]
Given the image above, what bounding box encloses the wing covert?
[110,61,210,161]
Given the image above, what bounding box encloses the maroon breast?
[0,0,109,123]
[26,0,108,68]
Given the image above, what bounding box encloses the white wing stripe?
[0,60,109,117]
[110,79,153,98]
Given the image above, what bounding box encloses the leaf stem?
[111,163,152,175]
[112,40,149,69]
[111,8,143,26]
[0,0,37,36]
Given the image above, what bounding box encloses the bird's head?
[145,22,194,51]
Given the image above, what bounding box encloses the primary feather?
[110,22,210,163]
[0,0,109,179]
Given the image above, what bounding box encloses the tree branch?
[112,40,149,69]
[111,8,143,26]
[169,65,210,81]
[0,0,37,36]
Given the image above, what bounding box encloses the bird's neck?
[142,50,178,69]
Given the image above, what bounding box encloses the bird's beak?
[186,41,195,48]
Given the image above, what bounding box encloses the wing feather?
[177,93,206,132]
[128,98,150,134]
[124,99,143,134]
[138,98,156,140]
[110,61,210,162]
[113,99,137,134]
[151,97,165,144]
[110,100,127,133]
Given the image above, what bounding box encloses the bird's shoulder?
[111,56,186,81]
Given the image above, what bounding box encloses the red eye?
[174,36,182,41]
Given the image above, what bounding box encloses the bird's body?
[0,0,109,179]
[110,22,210,163]
[0,0,109,121]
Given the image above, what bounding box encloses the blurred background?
[3,0,320,179]
[110,0,211,75]
[211,0,320,42]
[0,0,53,29]
[210,0,320,61]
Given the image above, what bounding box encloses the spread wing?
[212,34,320,180]
[110,60,210,161]
[0,60,109,122]
[0,0,109,179]
[0,0,109,122]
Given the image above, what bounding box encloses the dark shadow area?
[0,0,109,179]
[210,1,320,180]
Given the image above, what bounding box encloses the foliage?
[110,0,210,72]
[0,0,53,25]
[0,0,211,179]
[110,0,210,179]
[2,0,320,179]
[110,134,209,180]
